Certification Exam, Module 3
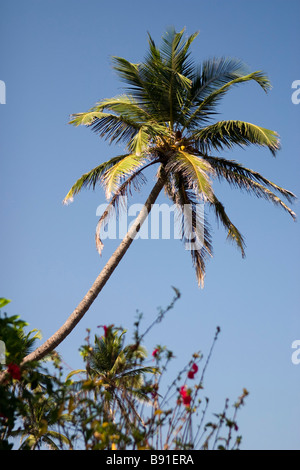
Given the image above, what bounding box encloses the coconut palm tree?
[69,327,155,422]
[12,396,71,450]
[21,28,296,366]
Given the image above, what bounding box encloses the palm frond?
[191,58,268,102]
[210,195,246,257]
[165,172,213,287]
[151,28,198,126]
[93,95,151,122]
[71,111,141,145]
[128,126,150,155]
[70,97,171,149]
[102,153,148,199]
[167,150,215,201]
[160,28,198,75]
[203,155,297,204]
[182,57,249,125]
[205,156,296,220]
[112,57,145,97]
[111,56,164,121]
[114,366,155,382]
[95,163,152,255]
[63,155,129,204]
[238,178,296,220]
[193,120,280,156]
[185,71,271,127]
[112,29,198,126]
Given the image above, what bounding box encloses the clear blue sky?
[1,0,299,450]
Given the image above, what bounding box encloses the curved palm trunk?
[21,176,166,365]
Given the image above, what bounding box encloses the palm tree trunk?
[21,175,166,365]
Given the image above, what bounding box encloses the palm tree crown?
[64,28,296,287]
[87,328,152,391]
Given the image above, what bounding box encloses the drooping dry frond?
[165,171,213,287]
[209,195,246,258]
[203,155,297,220]
[95,162,158,255]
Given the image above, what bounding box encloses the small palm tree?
[12,388,71,450]
[74,327,155,422]
[22,28,296,365]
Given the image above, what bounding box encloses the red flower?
[187,363,199,379]
[179,386,192,407]
[101,324,114,338]
[7,363,21,381]
[152,348,159,358]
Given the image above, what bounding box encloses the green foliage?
[0,302,41,366]
[0,292,248,450]
[0,298,11,309]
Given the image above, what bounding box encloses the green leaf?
[0,298,11,309]
[65,369,86,381]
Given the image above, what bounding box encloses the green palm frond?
[113,29,198,125]
[128,126,150,155]
[193,120,280,155]
[18,328,42,358]
[210,195,246,257]
[203,155,297,219]
[190,57,253,99]
[153,28,198,126]
[43,431,71,448]
[70,95,171,150]
[71,111,140,145]
[117,366,157,379]
[203,155,297,203]
[167,150,215,201]
[63,155,129,204]
[159,28,198,77]
[182,57,250,125]
[93,95,151,122]
[111,57,145,99]
[206,156,296,220]
[102,153,148,198]
[185,71,271,128]
[111,56,168,123]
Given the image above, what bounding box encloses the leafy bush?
[0,291,248,450]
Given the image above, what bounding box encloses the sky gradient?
[1,0,299,450]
